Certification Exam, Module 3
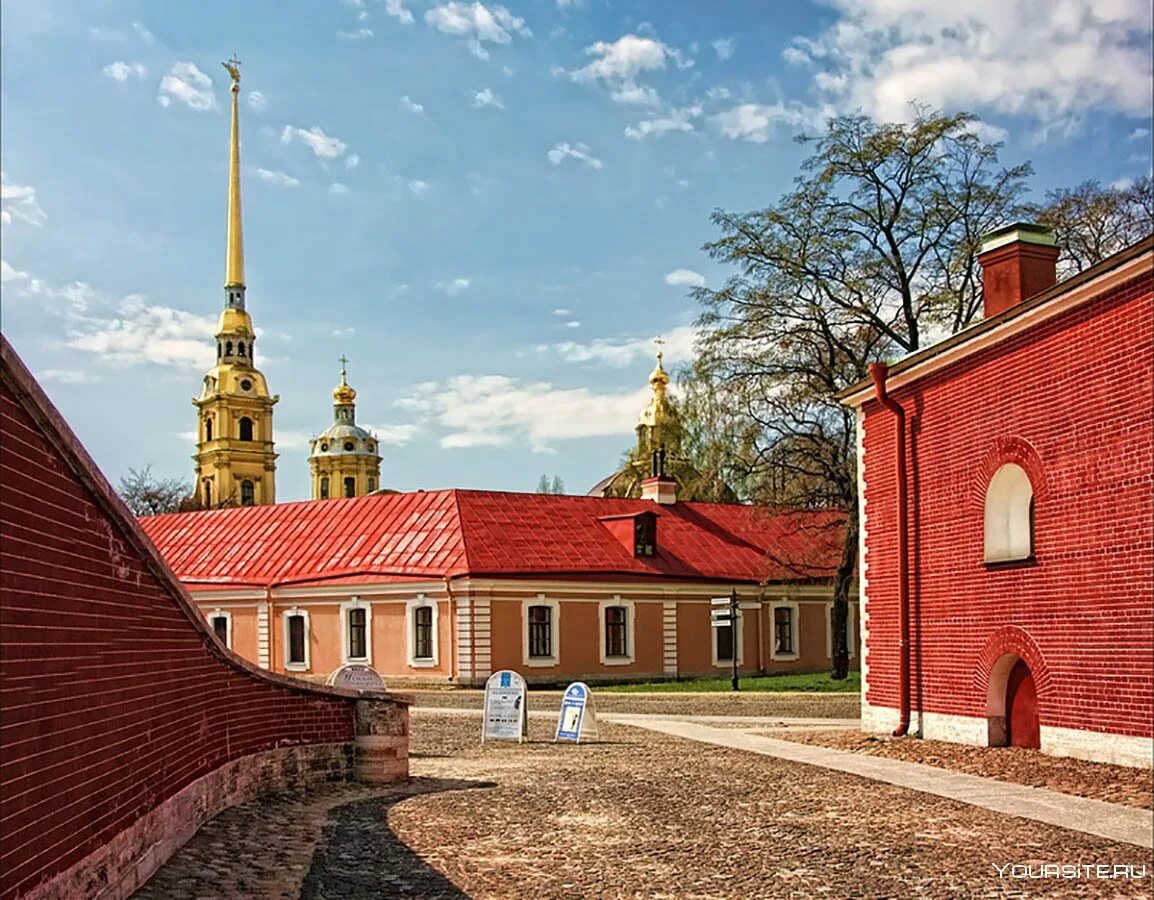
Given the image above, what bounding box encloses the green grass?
[600,670,862,693]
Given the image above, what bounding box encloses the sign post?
[711,592,740,691]
[482,670,528,742]
[555,682,596,743]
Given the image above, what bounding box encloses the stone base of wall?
[862,700,1154,768]
[24,744,355,900]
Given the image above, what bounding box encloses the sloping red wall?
[861,269,1154,738]
[0,343,359,900]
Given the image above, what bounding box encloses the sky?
[2,0,1152,502]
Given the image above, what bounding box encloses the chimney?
[978,223,1059,318]
[640,444,677,505]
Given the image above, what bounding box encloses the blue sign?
[556,682,590,742]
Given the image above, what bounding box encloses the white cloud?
[425,2,532,60]
[437,277,471,295]
[255,168,300,187]
[38,369,99,385]
[132,21,154,44]
[281,125,349,160]
[565,320,581,328]
[552,308,572,316]
[544,323,697,368]
[471,88,505,109]
[67,295,218,371]
[329,182,349,195]
[1,259,29,282]
[712,38,735,61]
[1129,127,1151,140]
[399,375,649,451]
[407,179,430,194]
[361,423,421,446]
[157,62,217,111]
[345,153,361,169]
[333,326,357,336]
[610,82,660,106]
[570,34,676,82]
[712,102,811,143]
[247,90,268,112]
[1,172,47,227]
[385,0,415,23]
[790,0,1154,130]
[400,95,425,115]
[338,27,374,39]
[547,141,603,169]
[556,0,580,7]
[664,269,706,288]
[625,104,702,139]
[102,61,145,82]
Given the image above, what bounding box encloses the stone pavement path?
[611,715,1154,849]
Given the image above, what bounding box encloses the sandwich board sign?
[482,670,527,742]
[555,681,597,743]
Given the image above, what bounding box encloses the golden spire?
[639,345,673,428]
[223,54,244,288]
[333,354,357,404]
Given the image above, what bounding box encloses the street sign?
[482,670,528,742]
[555,682,597,743]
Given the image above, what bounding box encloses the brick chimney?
[978,223,1060,318]
[640,444,677,505]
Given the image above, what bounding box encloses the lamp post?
[730,588,739,692]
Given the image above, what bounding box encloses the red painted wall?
[861,271,1154,738]
[0,369,359,900]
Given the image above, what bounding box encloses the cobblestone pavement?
[135,713,1153,899]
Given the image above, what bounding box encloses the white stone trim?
[522,594,560,667]
[825,601,856,660]
[257,600,270,669]
[856,406,871,719]
[711,609,743,668]
[406,594,439,668]
[456,597,491,682]
[768,600,800,662]
[207,608,233,650]
[282,606,311,671]
[662,601,678,676]
[598,596,635,666]
[339,596,372,665]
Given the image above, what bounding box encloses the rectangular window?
[344,476,356,498]
[413,606,433,660]
[287,615,306,665]
[715,623,734,662]
[211,615,229,644]
[320,477,329,499]
[528,605,552,658]
[347,608,367,659]
[605,606,628,657]
[774,606,793,655]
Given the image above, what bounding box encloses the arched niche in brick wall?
[973,436,1048,507]
[974,625,1051,747]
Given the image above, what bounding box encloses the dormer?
[599,510,658,558]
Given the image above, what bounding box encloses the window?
[528,606,552,658]
[344,477,356,498]
[320,477,330,499]
[208,609,231,648]
[225,341,233,356]
[205,417,213,441]
[984,463,1034,562]
[634,514,656,557]
[367,477,376,493]
[712,603,744,668]
[203,480,212,508]
[285,609,309,670]
[523,596,560,667]
[347,608,367,660]
[715,622,735,663]
[599,598,635,665]
[770,601,800,661]
[237,341,246,357]
[240,480,255,506]
[239,417,254,441]
[340,598,372,664]
[343,441,355,452]
[406,596,438,667]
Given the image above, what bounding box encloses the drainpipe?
[869,363,910,737]
[444,576,457,684]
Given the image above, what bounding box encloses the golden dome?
[216,307,254,337]
[648,352,670,389]
[333,357,356,404]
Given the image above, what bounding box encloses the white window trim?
[405,594,439,668]
[711,608,744,668]
[208,608,232,649]
[522,594,561,668]
[339,596,373,665]
[283,606,311,671]
[770,600,801,662]
[825,601,856,660]
[599,596,635,666]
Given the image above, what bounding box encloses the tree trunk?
[831,508,858,680]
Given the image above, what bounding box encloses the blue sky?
[3,0,1151,502]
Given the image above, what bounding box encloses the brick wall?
[860,271,1154,738]
[0,345,376,900]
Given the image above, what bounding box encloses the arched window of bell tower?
[217,343,222,359]
[241,480,255,506]
[238,341,246,357]
[239,417,254,441]
[203,481,212,508]
[205,417,213,442]
[225,341,233,357]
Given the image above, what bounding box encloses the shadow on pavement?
[300,777,493,899]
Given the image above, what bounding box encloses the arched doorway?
[986,652,1040,749]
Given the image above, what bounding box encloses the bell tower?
[191,56,278,508]
[308,358,382,500]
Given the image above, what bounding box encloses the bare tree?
[1034,176,1154,274]
[694,109,1031,678]
[118,466,191,517]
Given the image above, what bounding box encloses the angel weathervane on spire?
[654,336,665,365]
[222,54,241,90]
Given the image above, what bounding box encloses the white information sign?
[482,670,528,742]
[327,664,386,692]
[555,681,597,743]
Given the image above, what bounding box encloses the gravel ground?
[135,714,1153,899]
[767,729,1154,810]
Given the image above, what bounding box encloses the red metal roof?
[141,490,843,589]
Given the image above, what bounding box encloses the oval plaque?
[328,664,386,692]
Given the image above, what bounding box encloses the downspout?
[444,576,457,684]
[756,584,766,674]
[869,363,910,737]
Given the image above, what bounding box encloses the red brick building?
[0,337,407,900]
[140,482,850,686]
[840,228,1153,767]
